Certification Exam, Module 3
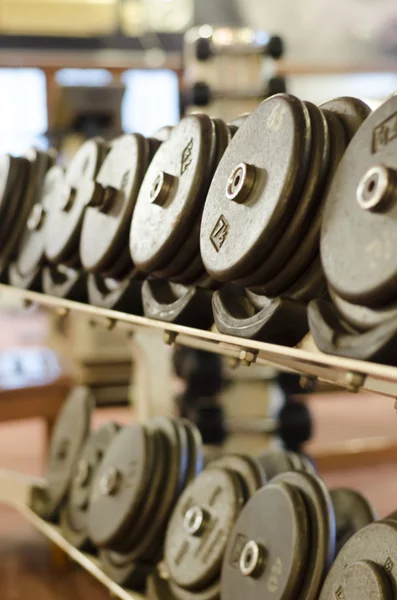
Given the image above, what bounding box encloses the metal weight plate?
[45,139,107,266]
[256,450,296,480]
[272,471,336,600]
[80,134,150,276]
[321,95,397,307]
[229,114,250,129]
[121,416,190,562]
[0,155,22,218]
[284,255,326,303]
[60,422,120,548]
[42,265,88,302]
[141,279,214,329]
[31,386,94,520]
[100,549,154,588]
[329,287,397,332]
[256,109,346,297]
[87,272,144,314]
[212,286,309,345]
[87,424,154,549]
[320,559,392,600]
[319,521,397,600]
[169,577,221,600]
[152,126,174,142]
[208,454,266,500]
[330,488,377,555]
[200,94,311,283]
[319,97,371,141]
[0,149,53,273]
[165,467,245,591]
[11,165,65,281]
[130,115,217,274]
[221,482,309,600]
[235,101,330,289]
[180,419,204,486]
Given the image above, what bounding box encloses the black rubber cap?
[267,35,284,59]
[196,37,212,61]
[267,76,287,96]
[192,81,212,106]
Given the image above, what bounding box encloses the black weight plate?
[321,95,397,307]
[256,450,295,480]
[319,97,371,141]
[100,549,153,588]
[45,139,107,266]
[329,288,397,332]
[235,101,330,288]
[0,149,53,273]
[272,471,336,600]
[221,481,309,600]
[165,467,245,591]
[319,521,397,600]
[42,265,88,302]
[320,559,392,600]
[200,94,311,283]
[80,134,149,275]
[60,422,119,548]
[32,386,94,520]
[87,424,154,549]
[123,416,189,562]
[130,114,216,274]
[13,165,64,279]
[156,119,231,284]
[256,109,346,297]
[180,419,204,486]
[208,454,266,499]
[87,272,143,314]
[330,488,377,555]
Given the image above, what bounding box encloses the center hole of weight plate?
[27,203,45,231]
[239,540,266,578]
[226,162,256,204]
[183,506,208,536]
[74,459,91,488]
[99,466,121,496]
[56,438,70,461]
[356,164,397,212]
[149,171,174,206]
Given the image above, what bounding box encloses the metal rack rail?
[1,283,397,399]
[0,469,144,600]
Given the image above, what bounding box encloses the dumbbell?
[80,129,167,312]
[319,509,397,600]
[129,114,235,328]
[0,148,55,287]
[184,77,287,108]
[86,417,203,587]
[199,94,371,345]
[30,386,95,521]
[194,31,284,62]
[42,138,107,300]
[309,94,397,365]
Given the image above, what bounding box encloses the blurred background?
[1,0,397,597]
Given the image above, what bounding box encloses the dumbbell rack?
[1,280,397,598]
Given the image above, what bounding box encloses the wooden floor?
[1,397,397,599]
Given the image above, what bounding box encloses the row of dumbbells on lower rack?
[3,93,397,365]
[32,387,395,600]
